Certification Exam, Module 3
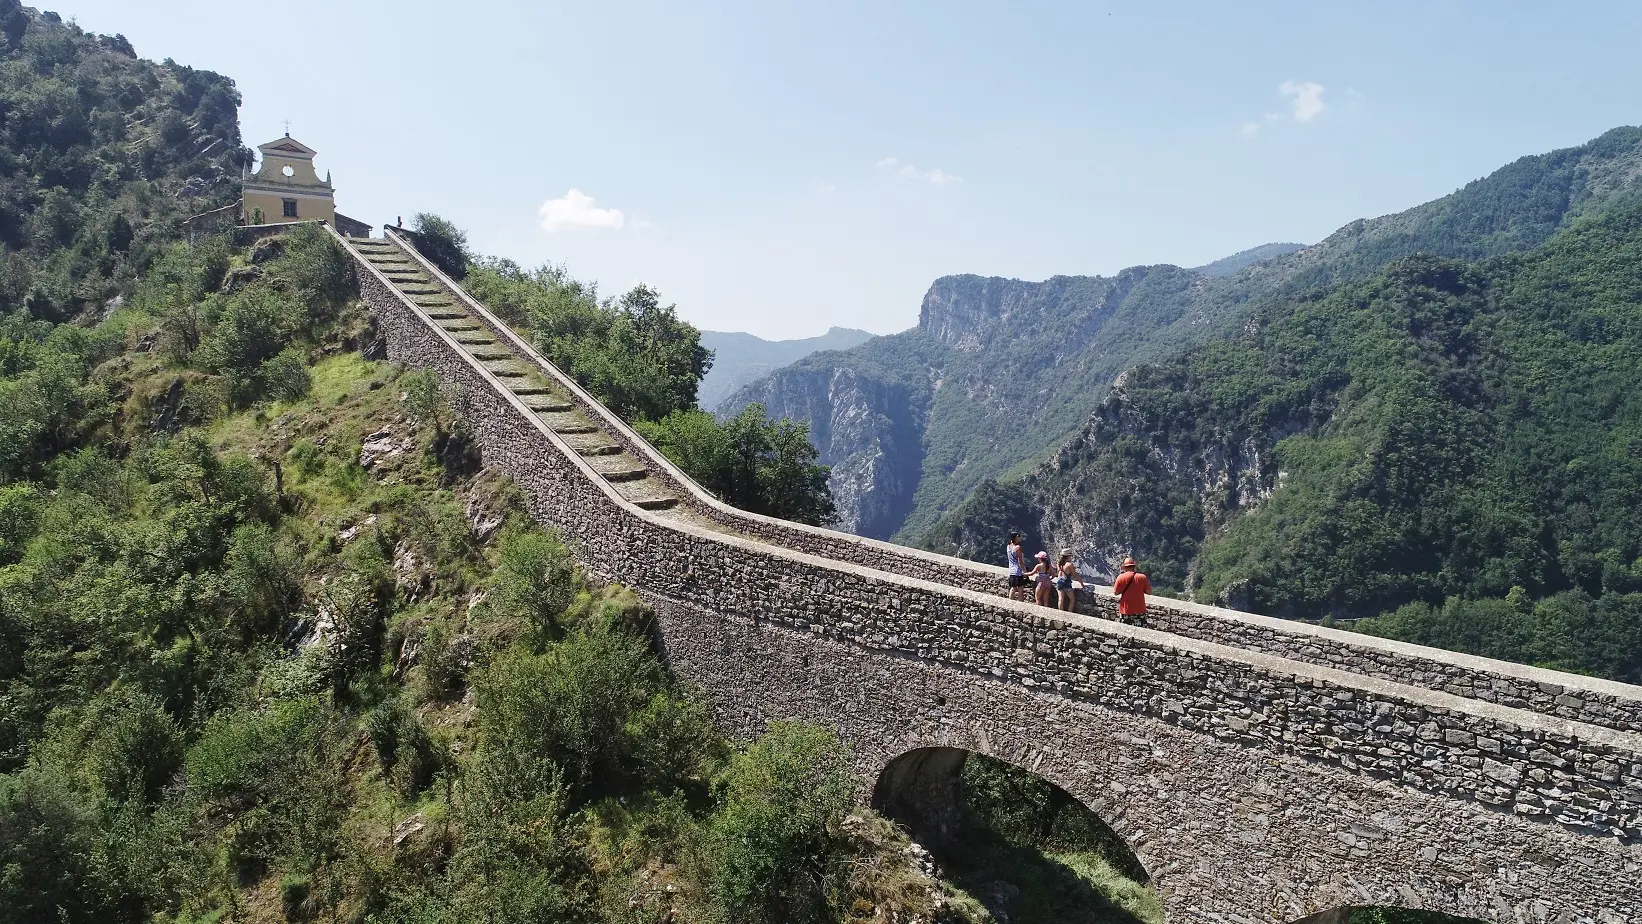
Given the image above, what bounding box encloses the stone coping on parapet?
[344,227,1642,764]
[382,227,1009,593]
[1089,585,1642,731]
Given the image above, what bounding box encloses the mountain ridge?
[700,325,876,410]
[727,126,1642,542]
[925,196,1642,652]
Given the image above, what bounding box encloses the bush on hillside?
[706,722,854,924]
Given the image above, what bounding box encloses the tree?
[410,212,470,280]
[707,722,853,924]
[637,405,836,526]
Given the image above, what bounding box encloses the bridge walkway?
[332,224,1642,742]
[344,233,739,531]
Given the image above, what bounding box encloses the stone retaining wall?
[351,253,1642,846]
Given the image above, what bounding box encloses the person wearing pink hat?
[1112,557,1151,622]
[1029,550,1055,607]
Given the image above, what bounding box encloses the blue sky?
[53,1,1642,338]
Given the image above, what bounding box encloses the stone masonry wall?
[352,256,1642,838]
[347,236,1642,921]
[378,229,1642,744]
[650,596,1642,924]
[1113,594,1642,738]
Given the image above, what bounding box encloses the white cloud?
[878,156,960,185]
[1279,80,1327,122]
[538,189,624,231]
[1240,121,1261,138]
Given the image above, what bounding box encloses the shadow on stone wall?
[873,747,1159,924]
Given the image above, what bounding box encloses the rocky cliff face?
[720,334,943,538]
[721,266,1211,539]
[699,326,877,410]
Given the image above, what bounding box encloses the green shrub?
[365,698,443,798]
[706,722,854,924]
[637,404,836,526]
[0,765,147,924]
[410,213,470,280]
[36,689,183,802]
[474,623,694,806]
[258,347,312,402]
[184,700,350,873]
[485,526,576,638]
[415,617,462,703]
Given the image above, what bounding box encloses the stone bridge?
[332,225,1642,924]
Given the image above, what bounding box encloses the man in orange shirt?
[1112,557,1151,622]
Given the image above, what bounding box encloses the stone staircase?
[345,235,683,512]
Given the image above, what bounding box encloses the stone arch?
[869,745,1151,885]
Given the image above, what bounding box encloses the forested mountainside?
[0,10,1165,921]
[0,0,243,320]
[1187,242,1305,278]
[699,326,875,410]
[727,126,1642,542]
[929,200,1642,682]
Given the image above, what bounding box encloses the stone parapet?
[381,228,1008,597]
[1081,591,1642,738]
[345,240,1642,845]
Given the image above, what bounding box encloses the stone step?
[523,396,575,413]
[427,311,466,321]
[439,321,482,332]
[553,423,600,435]
[509,385,552,396]
[618,482,680,510]
[485,366,529,379]
[470,350,514,361]
[598,465,650,484]
[454,335,495,346]
[400,286,442,296]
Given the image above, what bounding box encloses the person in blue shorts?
[1005,531,1028,600]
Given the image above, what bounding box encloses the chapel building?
[238,133,371,236]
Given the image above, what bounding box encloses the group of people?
[1005,532,1151,620]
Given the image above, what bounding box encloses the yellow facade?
[242,134,335,226]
